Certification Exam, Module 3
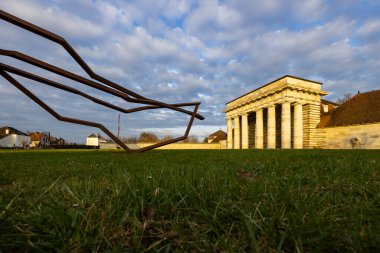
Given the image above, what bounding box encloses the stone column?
[241,114,249,149]
[227,117,233,149]
[281,102,291,149]
[293,103,303,149]
[267,105,276,149]
[234,116,241,149]
[255,109,264,149]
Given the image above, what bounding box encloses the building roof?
[318,90,380,128]
[87,133,107,142]
[208,130,227,143]
[226,75,323,105]
[0,126,29,139]
[321,99,339,106]
[29,132,45,141]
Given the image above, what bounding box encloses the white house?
[86,133,107,146]
[0,126,31,148]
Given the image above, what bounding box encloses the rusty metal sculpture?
[0,10,204,153]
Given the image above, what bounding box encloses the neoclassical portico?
[225,76,328,149]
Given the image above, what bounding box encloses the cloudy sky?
[1,0,379,143]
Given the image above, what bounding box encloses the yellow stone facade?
[225,76,328,149]
[317,123,380,149]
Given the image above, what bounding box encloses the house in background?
[29,132,51,148]
[0,126,30,148]
[208,130,227,143]
[49,136,66,146]
[86,133,107,146]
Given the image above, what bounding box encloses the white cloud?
[1,0,106,40]
[184,0,242,40]
[356,19,380,42]
[291,0,327,21]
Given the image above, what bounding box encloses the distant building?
[29,132,51,148]
[49,136,66,146]
[225,75,380,149]
[0,126,30,148]
[208,130,227,143]
[86,133,107,146]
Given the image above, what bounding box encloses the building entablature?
[225,94,324,118]
[225,84,328,113]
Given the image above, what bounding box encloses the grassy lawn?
[1,149,380,252]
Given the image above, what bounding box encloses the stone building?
[224,75,380,149]
[86,133,107,146]
[208,130,227,143]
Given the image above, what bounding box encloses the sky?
[1,0,380,143]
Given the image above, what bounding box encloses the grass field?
[1,149,380,252]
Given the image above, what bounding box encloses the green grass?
[0,149,380,252]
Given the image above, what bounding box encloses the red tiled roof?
[29,132,45,141]
[208,130,227,143]
[318,90,380,128]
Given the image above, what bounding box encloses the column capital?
[264,103,277,109]
[292,100,307,106]
[266,98,292,106]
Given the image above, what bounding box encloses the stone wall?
[99,143,139,149]
[303,103,320,148]
[317,123,380,149]
[100,142,223,150]
[137,142,222,150]
[219,140,227,149]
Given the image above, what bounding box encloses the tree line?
[119,132,201,143]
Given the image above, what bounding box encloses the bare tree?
[336,92,354,104]
[161,135,174,141]
[138,132,159,142]
[183,135,199,143]
[121,136,138,144]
